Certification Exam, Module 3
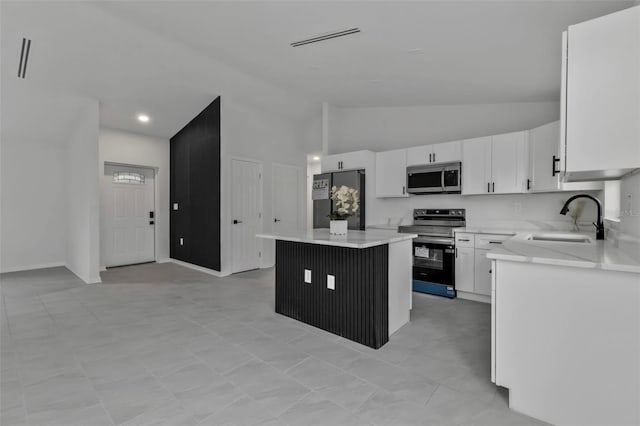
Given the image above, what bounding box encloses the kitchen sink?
[525,233,592,243]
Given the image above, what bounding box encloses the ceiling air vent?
[291,28,360,47]
[18,37,32,79]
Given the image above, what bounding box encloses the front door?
[272,164,301,233]
[102,165,155,267]
[231,159,262,273]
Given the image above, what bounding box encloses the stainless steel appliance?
[407,162,461,194]
[399,209,466,298]
[312,170,365,230]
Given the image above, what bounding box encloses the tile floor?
[0,263,549,426]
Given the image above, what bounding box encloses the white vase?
[329,220,348,235]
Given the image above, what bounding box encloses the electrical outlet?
[327,275,335,290]
[304,269,312,283]
[173,203,179,210]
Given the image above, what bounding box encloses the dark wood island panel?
[275,240,389,349]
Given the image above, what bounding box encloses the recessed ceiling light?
[406,48,423,54]
[369,79,382,84]
[312,156,320,161]
[137,114,150,123]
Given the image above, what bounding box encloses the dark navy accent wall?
[170,98,221,271]
[275,240,389,349]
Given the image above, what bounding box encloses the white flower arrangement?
[328,185,359,220]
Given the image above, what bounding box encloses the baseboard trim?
[0,262,66,274]
[166,258,226,277]
[457,291,491,304]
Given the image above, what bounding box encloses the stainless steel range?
[399,209,466,298]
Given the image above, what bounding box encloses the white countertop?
[455,227,518,236]
[257,229,417,249]
[487,232,640,274]
[455,220,602,236]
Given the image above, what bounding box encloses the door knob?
[274,218,281,223]
[233,219,243,224]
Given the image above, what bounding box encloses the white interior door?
[272,164,301,233]
[231,159,262,273]
[102,165,155,267]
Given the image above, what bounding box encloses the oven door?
[407,167,443,194]
[412,237,455,288]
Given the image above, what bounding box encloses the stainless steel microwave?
[407,162,462,194]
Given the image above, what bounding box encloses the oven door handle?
[441,168,446,191]
[414,236,454,245]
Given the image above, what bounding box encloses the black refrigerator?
[312,170,365,230]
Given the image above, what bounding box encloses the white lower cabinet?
[455,232,512,300]
[473,250,492,296]
[454,246,475,293]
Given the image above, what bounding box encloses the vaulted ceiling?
[1,1,635,140]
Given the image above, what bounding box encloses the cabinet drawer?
[475,234,512,249]
[455,233,474,248]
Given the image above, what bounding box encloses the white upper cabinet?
[406,141,461,167]
[406,146,431,167]
[529,121,561,192]
[462,132,528,195]
[529,121,604,193]
[462,136,492,195]
[321,150,375,173]
[561,6,640,181]
[432,141,461,164]
[375,149,408,198]
[491,131,528,194]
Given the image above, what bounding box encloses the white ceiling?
[1,0,635,140]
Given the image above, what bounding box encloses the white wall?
[220,99,311,273]
[0,141,67,272]
[306,161,322,230]
[98,128,170,266]
[66,100,101,283]
[328,102,560,154]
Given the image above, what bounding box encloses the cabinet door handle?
[487,182,490,193]
[527,178,531,190]
[429,153,432,163]
[402,185,405,195]
[433,153,436,162]
[274,218,281,223]
[233,219,243,224]
[552,155,560,176]
[455,247,458,258]
[489,241,502,244]
[458,239,470,242]
[492,182,495,192]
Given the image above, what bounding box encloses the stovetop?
[398,209,466,237]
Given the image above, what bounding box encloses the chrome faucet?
[559,194,605,240]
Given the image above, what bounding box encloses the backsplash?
[368,190,602,232]
[619,170,640,238]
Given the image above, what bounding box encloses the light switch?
[179,238,184,246]
[173,203,179,210]
[327,275,335,290]
[304,269,312,283]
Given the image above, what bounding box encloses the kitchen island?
[488,233,640,426]
[257,229,417,349]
